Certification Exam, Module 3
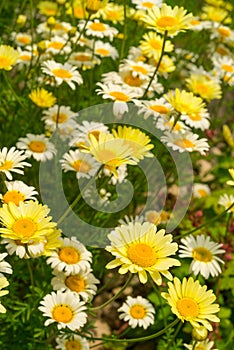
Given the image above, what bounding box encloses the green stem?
[148,275,167,327]
[26,258,34,289]
[167,321,183,348]
[142,30,168,98]
[225,212,232,238]
[3,72,26,109]
[90,274,133,311]
[192,341,197,350]
[119,0,127,62]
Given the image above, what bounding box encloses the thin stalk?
[90,274,133,311]
[142,30,168,98]
[26,258,34,289]
[119,0,127,62]
[167,321,183,348]
[3,72,26,109]
[192,341,197,350]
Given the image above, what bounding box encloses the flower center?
[65,275,86,292]
[222,64,234,73]
[150,105,169,114]
[195,83,209,95]
[127,243,157,267]
[89,22,106,31]
[96,48,109,56]
[20,54,31,61]
[98,149,121,167]
[129,304,147,319]
[149,39,161,50]
[52,304,73,323]
[188,113,202,121]
[218,27,230,37]
[124,74,142,87]
[3,190,25,205]
[29,141,46,153]
[198,189,208,197]
[52,113,68,123]
[52,68,72,79]
[157,16,178,28]
[192,247,213,262]
[216,47,228,55]
[176,297,199,318]
[72,160,91,173]
[17,36,31,44]
[109,91,130,102]
[48,42,64,50]
[12,218,37,237]
[190,19,201,25]
[131,65,148,75]
[65,340,81,350]
[59,246,80,264]
[74,54,91,62]
[0,56,11,68]
[175,139,195,149]
[0,160,13,171]
[142,2,154,9]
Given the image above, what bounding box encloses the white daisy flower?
[118,214,145,226]
[36,21,72,37]
[156,116,188,133]
[17,48,34,66]
[68,51,101,70]
[13,32,32,46]
[118,296,155,329]
[38,290,87,331]
[2,238,45,259]
[210,23,234,43]
[55,334,89,350]
[0,180,38,205]
[51,269,99,302]
[161,131,209,155]
[181,110,210,130]
[82,20,118,41]
[184,339,218,350]
[132,0,162,11]
[0,147,31,180]
[60,149,100,179]
[212,56,234,86]
[189,18,213,31]
[42,105,78,132]
[179,234,225,279]
[94,40,118,59]
[46,35,71,55]
[103,164,128,185]
[137,97,173,120]
[41,60,83,90]
[119,59,155,80]
[47,236,92,275]
[192,183,210,198]
[16,134,56,161]
[0,253,12,277]
[218,194,234,213]
[69,121,109,149]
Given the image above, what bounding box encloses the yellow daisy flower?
[29,88,56,108]
[161,276,220,330]
[186,74,222,101]
[165,88,206,115]
[227,168,234,186]
[0,45,20,71]
[140,31,174,59]
[37,1,58,16]
[0,277,9,313]
[106,221,180,284]
[143,3,193,37]
[201,5,231,24]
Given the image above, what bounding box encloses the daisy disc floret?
[0,147,31,180]
[0,45,20,70]
[179,234,225,279]
[39,290,87,330]
[143,4,193,37]
[55,334,90,350]
[17,134,56,161]
[106,221,180,284]
[161,276,220,330]
[118,295,155,329]
[0,180,38,206]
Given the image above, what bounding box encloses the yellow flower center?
[175,139,195,149]
[12,218,37,237]
[188,113,202,121]
[72,160,91,173]
[190,19,201,25]
[98,150,121,167]
[124,74,142,87]
[48,42,64,50]
[109,91,130,102]
[149,39,161,50]
[222,64,234,73]
[107,10,119,20]
[146,211,161,225]
[195,83,209,95]
[73,54,90,62]
[52,113,68,123]
[129,304,147,319]
[142,2,154,9]
[52,304,73,323]
[218,27,230,37]
[150,105,169,114]
[157,16,178,28]
[131,65,148,75]
[3,190,25,205]
[52,68,72,79]
[17,36,31,44]
[177,297,199,318]
[65,340,81,350]
[29,141,46,153]
[89,22,106,32]
[0,56,11,68]
[216,47,228,56]
[198,189,208,197]
[74,7,85,19]
[127,243,157,267]
[96,48,109,56]
[20,54,31,61]
[65,275,86,292]
[0,160,13,171]
[165,120,182,132]
[59,246,80,264]
[192,247,213,262]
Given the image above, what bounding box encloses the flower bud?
[47,16,56,29]
[37,41,47,54]
[86,0,101,14]
[16,14,27,26]
[192,326,208,341]
[223,125,234,147]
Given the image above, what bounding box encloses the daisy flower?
[120,59,155,80]
[29,88,56,108]
[165,88,206,115]
[0,180,38,205]
[46,36,71,55]
[60,149,100,179]
[0,200,56,244]
[51,269,99,301]
[106,221,180,284]
[227,168,234,186]
[145,210,172,225]
[161,276,220,330]
[41,60,83,90]
[94,41,119,59]
[37,1,58,16]
[42,105,77,132]
[161,131,209,155]
[82,20,118,41]
[137,97,172,119]
[212,56,234,86]
[184,339,218,350]
[139,31,174,59]
[143,4,193,37]
[0,253,12,277]
[14,32,32,46]
[200,5,231,24]
[68,51,100,70]
[132,0,163,11]
[47,236,92,275]
[69,121,109,149]
[39,291,87,331]
[55,334,89,350]
[179,234,225,279]
[0,45,20,70]
[192,183,210,198]
[17,134,56,162]
[186,74,222,101]
[118,296,155,329]
[218,194,234,213]
[151,54,176,77]
[181,110,210,131]
[0,277,9,313]
[156,116,188,133]
[97,2,124,24]
[0,147,31,180]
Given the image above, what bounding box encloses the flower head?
[29,88,56,108]
[0,180,38,206]
[0,45,20,70]
[17,134,56,162]
[0,147,31,180]
[55,334,90,350]
[186,74,222,101]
